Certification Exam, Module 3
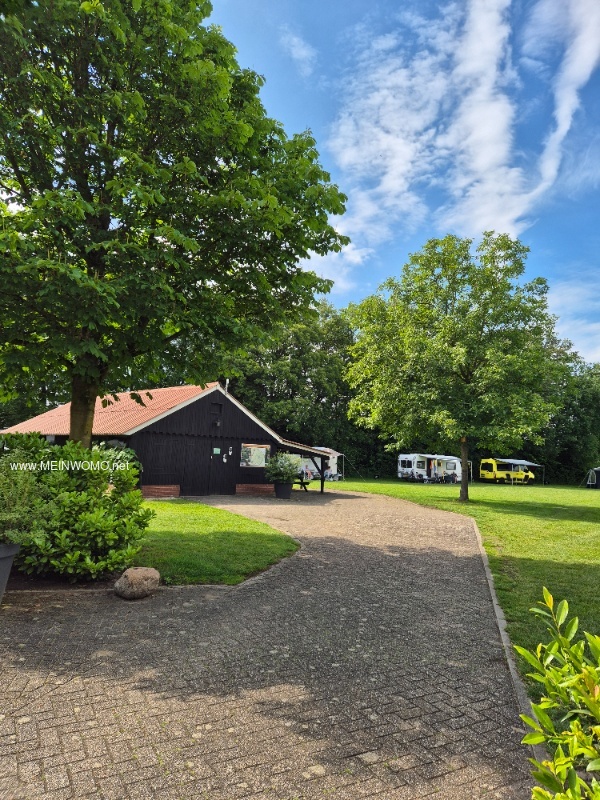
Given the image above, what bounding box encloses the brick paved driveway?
[0,490,532,799]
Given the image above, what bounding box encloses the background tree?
[0,0,347,446]
[347,233,574,500]
[521,361,600,484]
[0,379,67,430]
[212,302,396,476]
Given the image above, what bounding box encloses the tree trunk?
[69,375,99,449]
[459,436,470,502]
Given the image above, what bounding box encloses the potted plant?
[264,453,301,499]
[0,537,23,603]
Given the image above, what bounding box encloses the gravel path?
[0,489,532,799]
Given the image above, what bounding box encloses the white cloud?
[524,0,600,198]
[326,9,460,247]
[438,0,525,233]
[320,0,600,291]
[279,28,317,78]
[304,241,374,294]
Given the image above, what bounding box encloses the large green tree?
[347,233,574,500]
[0,0,346,446]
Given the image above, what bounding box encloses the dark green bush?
[515,589,600,799]
[0,434,154,580]
[0,454,49,545]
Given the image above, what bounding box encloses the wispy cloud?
[524,0,600,198]
[321,0,600,289]
[279,27,317,78]
[438,0,526,232]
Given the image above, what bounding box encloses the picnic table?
[294,477,312,492]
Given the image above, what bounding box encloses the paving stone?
[0,491,532,799]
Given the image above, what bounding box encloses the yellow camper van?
[479,459,536,484]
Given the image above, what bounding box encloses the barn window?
[240,444,270,467]
[211,402,223,414]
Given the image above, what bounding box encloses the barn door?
[181,438,211,496]
[209,439,237,495]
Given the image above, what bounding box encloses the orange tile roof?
[1,384,219,436]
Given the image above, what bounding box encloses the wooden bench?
[293,478,312,492]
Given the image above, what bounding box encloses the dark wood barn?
[2,384,328,496]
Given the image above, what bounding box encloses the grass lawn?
[133,499,299,585]
[331,479,600,654]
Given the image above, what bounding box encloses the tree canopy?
[347,232,574,500]
[521,362,600,484]
[0,0,347,445]
[216,302,396,476]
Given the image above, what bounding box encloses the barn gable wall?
[129,392,279,495]
[140,391,272,441]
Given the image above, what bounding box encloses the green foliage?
[0,0,347,441]
[515,590,600,799]
[347,232,574,499]
[217,301,396,477]
[264,453,301,484]
[0,381,67,429]
[0,434,153,579]
[521,364,600,485]
[0,453,48,545]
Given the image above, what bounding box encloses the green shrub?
[0,434,154,580]
[0,454,49,546]
[264,452,301,483]
[515,588,600,799]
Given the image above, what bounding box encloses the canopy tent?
[493,458,545,484]
[494,459,541,467]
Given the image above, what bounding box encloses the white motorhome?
[299,447,344,479]
[397,453,462,482]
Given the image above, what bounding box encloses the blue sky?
[208,0,600,362]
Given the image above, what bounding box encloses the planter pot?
[0,543,20,605]
[274,482,293,500]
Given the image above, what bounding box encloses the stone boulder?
[114,567,160,600]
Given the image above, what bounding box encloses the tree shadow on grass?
[490,554,600,655]
[464,496,600,525]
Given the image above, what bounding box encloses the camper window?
[400,459,412,469]
[481,463,492,472]
[416,460,426,469]
[446,462,457,471]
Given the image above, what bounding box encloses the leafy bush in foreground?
[0,462,49,546]
[0,434,154,580]
[515,589,600,799]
